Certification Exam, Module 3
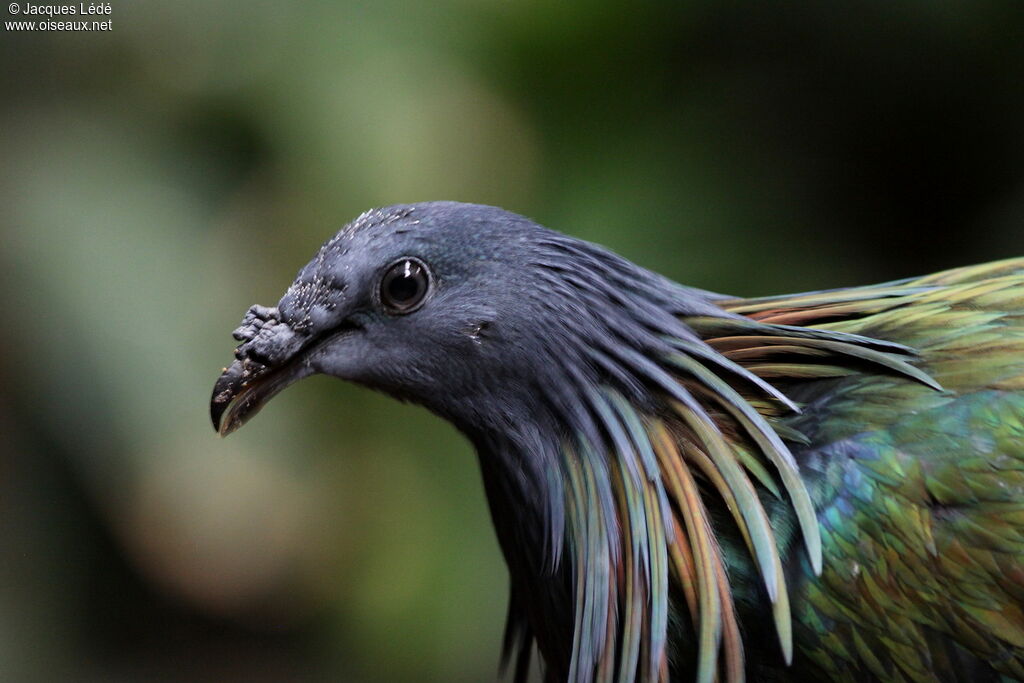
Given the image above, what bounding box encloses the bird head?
[211,201,726,439]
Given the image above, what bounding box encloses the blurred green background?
[2,1,1024,681]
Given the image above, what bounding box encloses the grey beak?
[209,305,312,436]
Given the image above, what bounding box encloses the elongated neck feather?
[459,237,937,683]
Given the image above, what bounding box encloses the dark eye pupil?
[381,259,430,313]
[388,270,420,302]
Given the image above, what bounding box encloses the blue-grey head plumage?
[213,201,734,436]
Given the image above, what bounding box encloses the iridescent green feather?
[552,258,1024,682]
[721,257,1024,680]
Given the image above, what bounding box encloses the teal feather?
[667,351,822,575]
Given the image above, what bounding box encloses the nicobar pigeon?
[210,202,1024,683]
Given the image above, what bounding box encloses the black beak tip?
[210,360,245,435]
[210,397,226,435]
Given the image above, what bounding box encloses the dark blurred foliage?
[1,1,1023,681]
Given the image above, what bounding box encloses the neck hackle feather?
[499,234,950,683]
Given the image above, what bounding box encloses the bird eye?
[380,258,431,314]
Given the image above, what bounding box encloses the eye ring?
[379,257,432,314]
